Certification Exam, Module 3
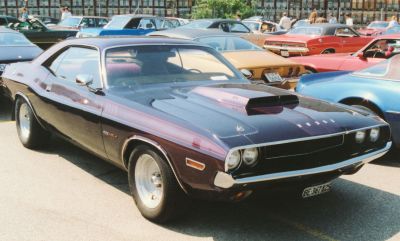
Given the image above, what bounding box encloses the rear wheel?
[128,145,188,223]
[321,49,335,54]
[15,97,50,149]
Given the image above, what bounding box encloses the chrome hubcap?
[135,154,163,209]
[18,103,31,140]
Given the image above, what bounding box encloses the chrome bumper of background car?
[214,142,392,189]
[264,45,309,53]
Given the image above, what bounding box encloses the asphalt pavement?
[0,97,399,241]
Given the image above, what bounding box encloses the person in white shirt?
[61,6,72,20]
[279,12,291,30]
[345,13,353,27]
[388,16,399,28]
[328,12,337,24]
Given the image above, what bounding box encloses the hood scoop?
[191,86,299,115]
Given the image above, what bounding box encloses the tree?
[191,0,256,19]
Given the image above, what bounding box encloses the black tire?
[128,145,188,223]
[15,97,50,149]
[321,49,335,54]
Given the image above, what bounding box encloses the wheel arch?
[321,48,336,54]
[339,97,385,119]
[121,135,188,193]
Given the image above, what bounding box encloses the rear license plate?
[302,182,331,198]
[281,50,289,57]
[264,72,283,82]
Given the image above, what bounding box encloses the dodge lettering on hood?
[1,37,391,223]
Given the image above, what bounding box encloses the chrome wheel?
[18,102,31,141]
[135,154,164,209]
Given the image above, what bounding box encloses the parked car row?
[0,16,398,224]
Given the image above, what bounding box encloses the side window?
[97,18,108,27]
[49,47,102,88]
[335,28,356,37]
[219,22,230,32]
[230,23,250,33]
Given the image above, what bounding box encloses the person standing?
[61,6,72,20]
[279,12,291,30]
[345,13,353,27]
[388,15,399,28]
[20,7,29,22]
[308,11,318,24]
[328,12,337,24]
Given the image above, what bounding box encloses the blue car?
[76,14,177,38]
[296,55,400,148]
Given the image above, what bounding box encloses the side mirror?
[357,52,366,59]
[241,69,253,79]
[76,74,93,87]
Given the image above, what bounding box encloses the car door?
[334,27,360,52]
[42,46,106,157]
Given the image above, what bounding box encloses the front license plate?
[302,182,331,198]
[281,50,289,57]
[265,72,283,82]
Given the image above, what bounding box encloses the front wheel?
[15,97,50,149]
[128,145,188,223]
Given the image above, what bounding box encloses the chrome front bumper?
[264,45,309,53]
[214,142,392,189]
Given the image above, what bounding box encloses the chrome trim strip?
[264,45,309,53]
[224,124,388,171]
[215,142,391,189]
[121,135,188,193]
[386,110,400,115]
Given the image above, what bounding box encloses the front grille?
[232,126,390,179]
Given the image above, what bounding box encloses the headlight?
[242,148,259,166]
[355,130,366,143]
[369,128,380,142]
[226,150,241,171]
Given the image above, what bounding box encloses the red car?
[264,24,374,57]
[290,34,400,73]
[358,21,389,36]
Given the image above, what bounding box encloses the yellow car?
[149,29,305,89]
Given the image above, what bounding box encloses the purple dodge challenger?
[1,37,391,223]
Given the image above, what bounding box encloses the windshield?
[197,36,261,52]
[368,22,389,28]
[353,55,400,81]
[104,15,131,29]
[180,20,212,29]
[58,17,81,27]
[242,21,260,32]
[0,33,33,46]
[105,45,240,88]
[384,26,400,35]
[288,27,322,35]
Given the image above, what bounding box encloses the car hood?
[0,46,43,62]
[222,50,300,69]
[113,83,382,146]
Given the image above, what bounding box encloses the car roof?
[294,23,353,35]
[149,28,235,39]
[67,15,108,19]
[61,36,203,49]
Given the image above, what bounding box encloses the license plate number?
[281,50,289,57]
[302,182,331,198]
[264,72,283,83]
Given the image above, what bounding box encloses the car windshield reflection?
[105,45,241,88]
[353,54,400,81]
[0,33,33,46]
